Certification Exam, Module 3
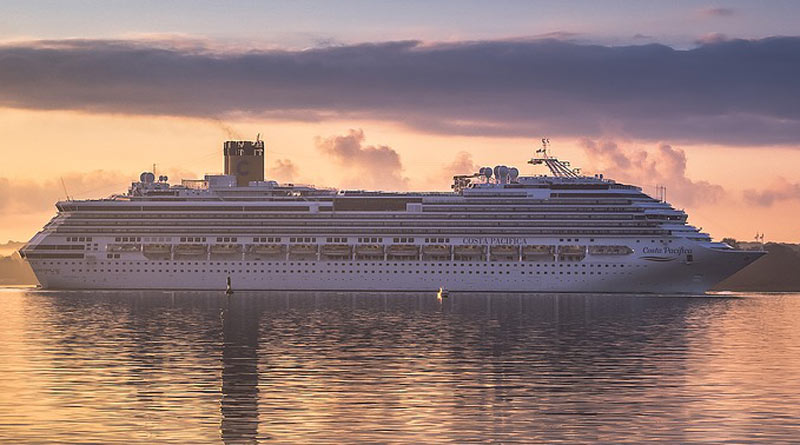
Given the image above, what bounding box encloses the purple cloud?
[744,179,800,206]
[0,37,799,145]
[698,7,736,17]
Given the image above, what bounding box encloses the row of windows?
[393,237,414,243]
[42,260,634,269]
[290,237,316,243]
[58,226,670,236]
[254,237,280,243]
[65,268,632,276]
[180,237,206,242]
[425,237,451,243]
[63,216,663,225]
[64,204,653,215]
[61,207,673,218]
[60,205,310,212]
[144,237,171,242]
[358,237,382,243]
[216,237,238,242]
[66,236,92,242]
[60,220,668,232]
[327,237,347,243]
[114,237,141,242]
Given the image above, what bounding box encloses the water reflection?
[220,296,260,443]
[1,290,799,443]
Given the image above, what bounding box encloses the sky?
[1,0,799,242]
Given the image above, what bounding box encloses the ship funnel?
[223,138,265,187]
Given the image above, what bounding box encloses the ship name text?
[641,246,693,255]
[462,237,528,246]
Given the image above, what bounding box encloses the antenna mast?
[527,138,581,178]
[655,185,668,202]
[60,177,72,201]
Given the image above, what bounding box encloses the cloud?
[315,129,408,190]
[424,151,480,190]
[268,158,299,183]
[0,36,799,145]
[698,7,736,17]
[695,32,729,45]
[0,170,129,215]
[580,139,724,206]
[743,178,800,206]
[444,151,479,177]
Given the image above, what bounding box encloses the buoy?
[225,276,234,296]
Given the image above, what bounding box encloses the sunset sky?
[1,0,799,242]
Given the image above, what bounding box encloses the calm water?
[1,290,799,443]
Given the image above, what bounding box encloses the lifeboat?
[522,244,555,261]
[174,244,207,257]
[142,244,170,254]
[558,245,586,254]
[490,245,518,256]
[454,245,484,257]
[108,243,141,253]
[321,244,351,257]
[558,245,586,261]
[289,244,317,255]
[422,245,450,255]
[211,244,241,254]
[522,245,555,255]
[249,244,283,255]
[387,245,419,257]
[588,245,633,256]
[355,244,384,255]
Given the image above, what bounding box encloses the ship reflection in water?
[1,290,800,443]
[220,296,260,443]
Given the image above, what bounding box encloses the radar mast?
[528,138,581,178]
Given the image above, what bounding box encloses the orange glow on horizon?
[0,107,798,243]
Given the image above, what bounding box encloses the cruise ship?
[21,137,764,293]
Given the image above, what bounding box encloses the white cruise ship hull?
[27,242,763,294]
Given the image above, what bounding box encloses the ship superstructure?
[21,138,764,293]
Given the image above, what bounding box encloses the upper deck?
[17,138,719,249]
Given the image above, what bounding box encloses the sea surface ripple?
[1,290,799,443]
